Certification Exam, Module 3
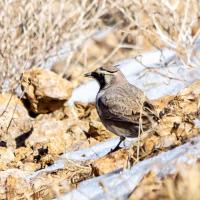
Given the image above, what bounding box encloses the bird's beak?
[84,72,92,77]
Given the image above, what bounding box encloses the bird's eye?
[99,73,105,78]
[99,68,105,74]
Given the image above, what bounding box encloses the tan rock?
[0,147,15,164]
[0,147,15,170]
[0,93,32,148]
[26,118,68,156]
[73,102,115,142]
[5,175,32,200]
[91,149,128,175]
[21,67,73,114]
[20,162,39,172]
[0,169,32,199]
[14,147,33,162]
[87,121,115,141]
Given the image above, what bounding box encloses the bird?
[85,65,158,152]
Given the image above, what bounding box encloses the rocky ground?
[1,0,200,199]
[0,65,200,199]
[0,67,116,199]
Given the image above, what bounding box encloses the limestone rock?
[0,93,32,148]
[21,67,73,114]
[87,121,115,141]
[0,147,15,170]
[91,149,128,175]
[26,118,68,156]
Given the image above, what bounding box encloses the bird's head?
[85,66,125,89]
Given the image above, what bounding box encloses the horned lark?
[85,65,158,152]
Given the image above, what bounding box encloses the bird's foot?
[108,136,125,154]
[108,145,122,154]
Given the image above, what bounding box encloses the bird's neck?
[98,77,107,90]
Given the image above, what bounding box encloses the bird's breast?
[96,97,104,118]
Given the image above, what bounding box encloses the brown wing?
[98,83,155,125]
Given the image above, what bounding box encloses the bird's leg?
[126,130,155,169]
[109,136,125,153]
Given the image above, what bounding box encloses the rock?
[0,93,32,148]
[91,149,128,175]
[0,147,15,170]
[0,147,15,163]
[73,102,115,141]
[26,118,68,156]
[2,173,32,200]
[20,162,39,172]
[21,67,73,114]
[87,121,115,141]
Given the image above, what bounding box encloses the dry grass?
[1,0,200,92]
